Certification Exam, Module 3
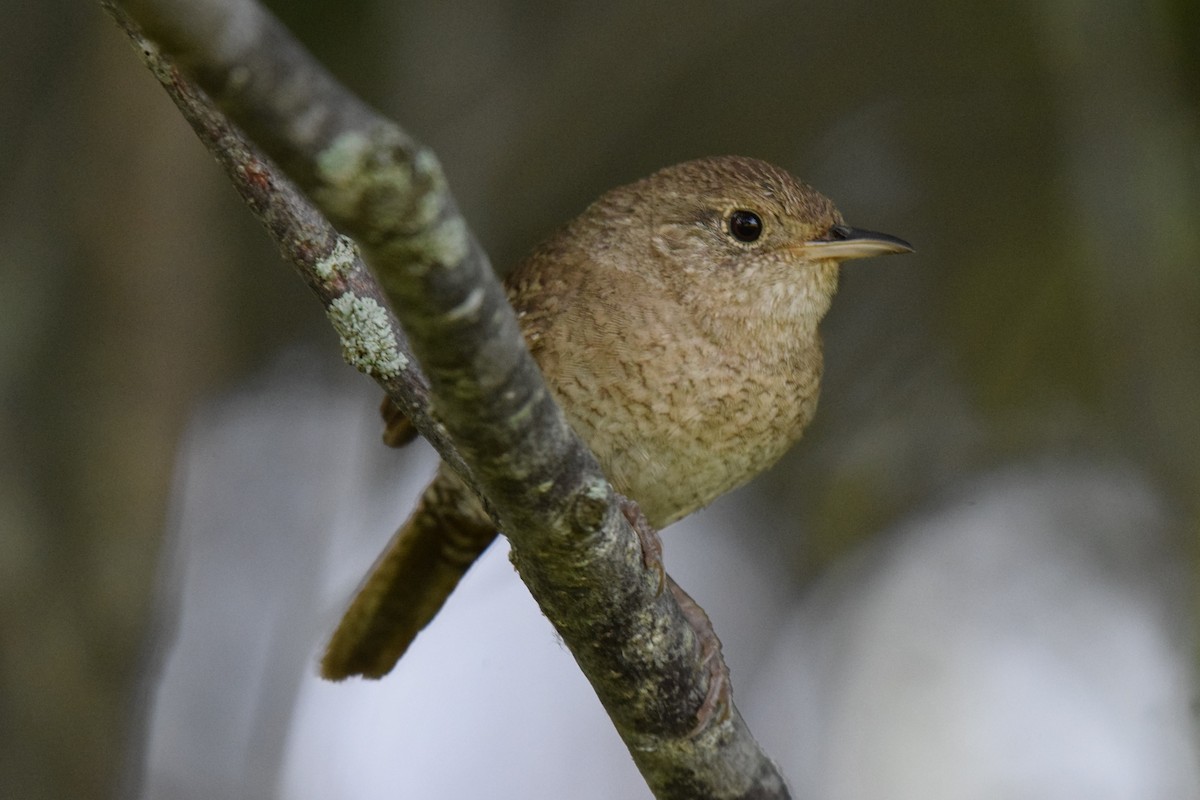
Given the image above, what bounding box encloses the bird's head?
[581,155,912,346]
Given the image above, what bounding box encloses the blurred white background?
[134,369,1198,799]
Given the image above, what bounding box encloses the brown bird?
[321,155,911,680]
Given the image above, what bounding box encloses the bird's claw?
[616,496,729,733]
[688,632,732,738]
[669,577,732,738]
[618,495,665,595]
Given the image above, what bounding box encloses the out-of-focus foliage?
[1,1,1196,798]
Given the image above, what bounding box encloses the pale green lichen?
[378,214,471,276]
[326,292,407,378]
[315,131,371,187]
[313,132,470,283]
[412,147,440,177]
[427,215,470,265]
[314,235,358,280]
[443,286,484,322]
[314,131,388,222]
[314,130,429,229]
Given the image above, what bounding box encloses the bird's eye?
[727,209,763,243]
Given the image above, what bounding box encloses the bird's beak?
[803,224,913,261]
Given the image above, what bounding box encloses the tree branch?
[103,8,475,482]
[105,3,790,797]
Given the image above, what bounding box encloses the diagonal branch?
[103,9,473,482]
[105,2,790,797]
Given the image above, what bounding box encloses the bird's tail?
[321,466,497,680]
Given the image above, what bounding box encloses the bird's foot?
[669,577,732,737]
[618,495,665,595]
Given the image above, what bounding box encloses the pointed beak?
[803,224,913,261]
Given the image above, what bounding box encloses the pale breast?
[518,270,821,528]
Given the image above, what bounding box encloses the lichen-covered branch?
[105,2,790,797]
[104,9,473,479]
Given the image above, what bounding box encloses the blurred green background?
[2,1,1198,797]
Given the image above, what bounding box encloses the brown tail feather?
[321,467,497,680]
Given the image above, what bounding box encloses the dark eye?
[727,209,763,243]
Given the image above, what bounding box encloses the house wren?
[322,155,911,680]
